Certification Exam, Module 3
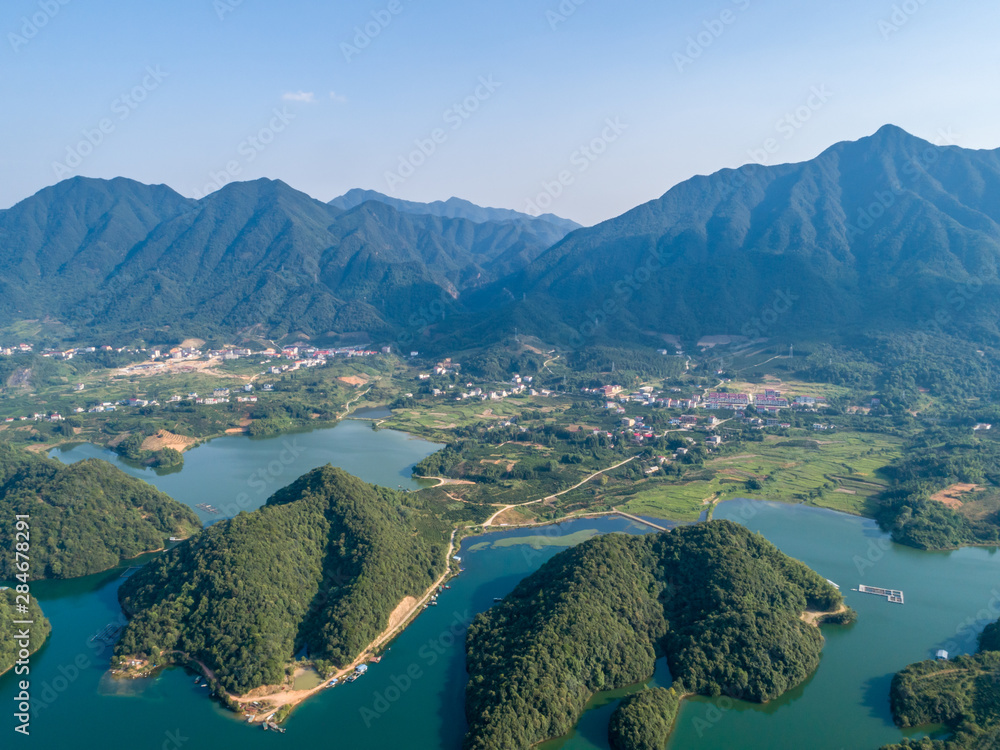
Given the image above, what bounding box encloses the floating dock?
[89,623,124,643]
[856,584,904,604]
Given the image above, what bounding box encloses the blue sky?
[2,0,998,224]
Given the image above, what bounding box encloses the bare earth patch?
[801,603,849,626]
[338,375,369,387]
[141,430,197,452]
[492,507,535,526]
[930,483,983,509]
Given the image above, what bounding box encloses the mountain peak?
[328,189,581,233]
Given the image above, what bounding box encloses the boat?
[493,597,503,602]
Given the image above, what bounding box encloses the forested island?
[0,588,49,676]
[114,466,448,695]
[463,520,849,749]
[0,444,200,580]
[881,619,1000,750]
[608,688,682,750]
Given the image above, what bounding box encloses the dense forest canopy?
[463,521,846,749]
[114,466,446,694]
[0,588,49,676]
[608,687,682,750]
[0,444,200,579]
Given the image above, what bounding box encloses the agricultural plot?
[549,431,903,522]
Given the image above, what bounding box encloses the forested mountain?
[328,188,581,236]
[0,444,200,580]
[0,178,576,343]
[463,521,847,749]
[114,466,446,694]
[0,177,195,324]
[0,588,49,676]
[5,126,1000,351]
[453,125,1000,348]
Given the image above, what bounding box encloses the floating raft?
[856,584,904,604]
[89,623,123,643]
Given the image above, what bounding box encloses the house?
[706,436,722,446]
[705,392,750,410]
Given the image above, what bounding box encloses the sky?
[2,0,999,226]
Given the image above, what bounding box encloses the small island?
[463,520,851,749]
[881,619,1000,749]
[112,465,451,721]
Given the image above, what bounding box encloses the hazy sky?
[2,0,998,225]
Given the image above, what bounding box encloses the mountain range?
[2,125,999,349]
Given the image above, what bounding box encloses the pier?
[856,584,904,604]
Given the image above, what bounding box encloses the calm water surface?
[7,430,1000,749]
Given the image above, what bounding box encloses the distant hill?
[0,178,577,344]
[328,188,581,235]
[455,125,1000,349]
[5,126,1000,351]
[0,444,200,579]
[114,466,447,694]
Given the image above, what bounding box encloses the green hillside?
[114,466,447,694]
[0,444,200,580]
[0,588,50,676]
[453,125,1000,349]
[882,618,1000,750]
[463,520,847,749]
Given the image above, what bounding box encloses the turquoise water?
[7,427,1000,749]
[50,420,442,524]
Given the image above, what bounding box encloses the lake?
[49,420,442,524]
[6,427,1000,749]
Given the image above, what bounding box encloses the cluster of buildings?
[704,389,819,414]
[590,384,821,416]
[0,343,34,356]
